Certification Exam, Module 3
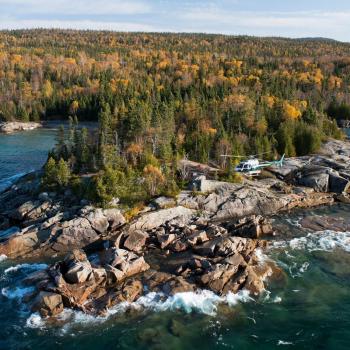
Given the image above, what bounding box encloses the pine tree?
[42,157,57,188]
[56,158,71,187]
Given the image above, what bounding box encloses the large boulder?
[52,217,100,252]
[8,201,39,221]
[31,291,63,317]
[328,173,350,194]
[0,227,50,258]
[128,206,195,231]
[63,249,93,284]
[226,215,274,239]
[102,208,126,230]
[123,230,149,252]
[296,165,330,192]
[64,261,93,284]
[85,209,109,234]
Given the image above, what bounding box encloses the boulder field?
[0,139,350,317]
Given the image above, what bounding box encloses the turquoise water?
[0,129,57,192]
[1,204,350,349]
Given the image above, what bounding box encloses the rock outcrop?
[2,139,350,318]
[0,177,126,258]
[0,121,41,134]
[21,218,279,317]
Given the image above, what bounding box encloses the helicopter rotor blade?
[220,155,246,158]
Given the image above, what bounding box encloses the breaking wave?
[26,289,254,329]
[1,263,48,300]
[0,254,7,263]
[4,263,48,275]
[2,285,35,300]
[273,230,350,253]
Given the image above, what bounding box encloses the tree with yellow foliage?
[143,164,165,196]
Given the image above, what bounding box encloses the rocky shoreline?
[0,121,42,134]
[1,139,350,318]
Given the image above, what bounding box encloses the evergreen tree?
[56,158,71,187]
[42,157,57,188]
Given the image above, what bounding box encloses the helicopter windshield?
[236,162,251,171]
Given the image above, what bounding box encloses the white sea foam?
[26,312,45,329]
[260,290,282,304]
[274,230,350,253]
[0,254,7,262]
[26,289,254,329]
[255,248,270,265]
[277,340,293,346]
[2,285,35,299]
[285,218,301,228]
[4,263,48,275]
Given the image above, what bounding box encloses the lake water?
[0,128,57,192]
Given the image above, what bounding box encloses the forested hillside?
[1,30,349,204]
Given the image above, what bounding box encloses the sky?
[0,0,349,42]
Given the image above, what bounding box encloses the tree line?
[1,30,348,206]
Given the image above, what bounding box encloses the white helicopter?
[221,152,285,176]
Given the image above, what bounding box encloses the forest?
[1,29,349,205]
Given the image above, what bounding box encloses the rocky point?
[0,139,350,317]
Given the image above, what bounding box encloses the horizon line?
[0,27,348,44]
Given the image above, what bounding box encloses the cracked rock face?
[0,180,126,258]
[20,218,280,317]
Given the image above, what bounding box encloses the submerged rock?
[300,216,350,232]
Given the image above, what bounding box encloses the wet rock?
[300,216,350,232]
[23,269,50,286]
[31,291,63,317]
[244,264,273,295]
[117,279,143,302]
[162,276,196,295]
